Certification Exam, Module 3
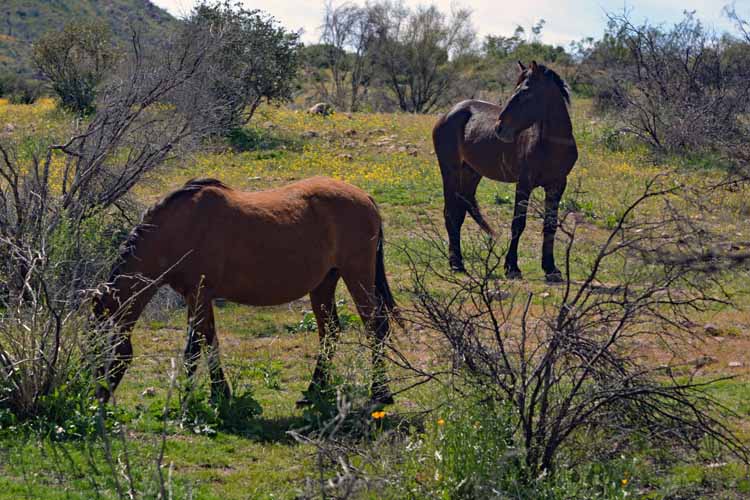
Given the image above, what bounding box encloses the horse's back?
[159,177,381,304]
[434,100,519,182]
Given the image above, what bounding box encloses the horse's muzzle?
[495,123,515,143]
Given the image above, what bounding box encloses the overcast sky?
[151,0,746,47]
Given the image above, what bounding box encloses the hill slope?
[1,0,178,76]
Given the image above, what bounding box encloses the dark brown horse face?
[495,62,547,143]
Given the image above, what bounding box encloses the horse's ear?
[530,60,539,73]
[517,60,526,72]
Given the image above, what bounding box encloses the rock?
[4,123,15,134]
[262,121,277,129]
[489,289,511,301]
[343,129,357,137]
[704,323,722,336]
[337,153,353,161]
[728,361,743,368]
[691,355,717,368]
[308,102,333,116]
[301,130,319,139]
[141,387,157,398]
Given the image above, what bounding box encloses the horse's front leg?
[505,181,531,279]
[185,293,231,402]
[542,180,566,283]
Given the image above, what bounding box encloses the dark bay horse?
[94,177,398,405]
[433,61,578,282]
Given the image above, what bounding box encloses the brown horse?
[432,61,577,281]
[93,176,398,405]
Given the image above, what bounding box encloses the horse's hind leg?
[340,264,394,405]
[441,162,483,272]
[299,269,341,404]
[185,292,231,402]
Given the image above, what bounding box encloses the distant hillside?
[1,0,178,77]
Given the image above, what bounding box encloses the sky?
[150,0,748,47]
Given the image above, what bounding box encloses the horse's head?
[495,61,570,143]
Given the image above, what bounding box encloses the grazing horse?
[93,176,398,405]
[433,61,578,281]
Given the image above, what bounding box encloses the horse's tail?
[374,223,402,327]
[465,195,495,237]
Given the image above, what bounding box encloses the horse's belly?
[466,155,518,183]
[461,140,519,183]
[213,244,332,306]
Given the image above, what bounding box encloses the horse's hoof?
[505,269,523,280]
[449,261,466,273]
[545,270,564,283]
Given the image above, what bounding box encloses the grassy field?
[1,97,750,498]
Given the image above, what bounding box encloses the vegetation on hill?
[0,0,176,76]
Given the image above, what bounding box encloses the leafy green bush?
[32,21,118,115]
[184,1,301,132]
[0,74,42,104]
[431,399,519,498]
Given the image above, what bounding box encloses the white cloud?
[151,0,743,47]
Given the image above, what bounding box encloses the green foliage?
[484,21,572,65]
[431,399,518,498]
[0,73,42,103]
[285,300,361,334]
[285,310,318,333]
[299,378,382,437]
[175,382,263,437]
[226,125,300,152]
[32,20,118,115]
[399,397,640,499]
[493,191,513,205]
[0,0,176,77]
[186,1,301,131]
[560,195,597,219]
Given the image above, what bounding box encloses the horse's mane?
[538,64,571,105]
[147,178,228,220]
[109,178,228,280]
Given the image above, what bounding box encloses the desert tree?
[32,20,119,115]
[586,10,750,153]
[368,1,476,113]
[185,1,301,132]
[310,1,377,111]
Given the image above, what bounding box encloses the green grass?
[1,97,749,498]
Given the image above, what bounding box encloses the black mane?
[539,64,571,105]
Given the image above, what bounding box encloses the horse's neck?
[105,258,158,330]
[541,100,573,142]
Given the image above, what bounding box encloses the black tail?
[464,194,495,237]
[375,225,401,326]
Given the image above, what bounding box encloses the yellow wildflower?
[621,478,629,487]
[371,410,386,420]
[437,418,445,426]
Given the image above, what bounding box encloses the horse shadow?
[216,392,420,445]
